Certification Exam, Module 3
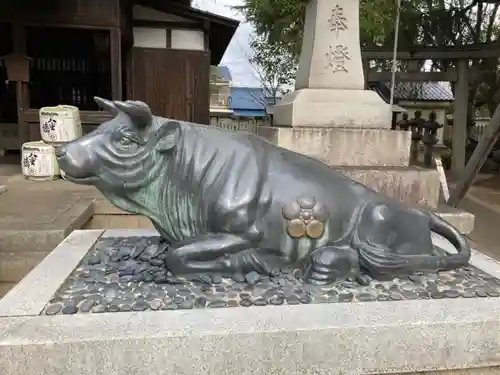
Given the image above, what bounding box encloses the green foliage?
[237,0,500,116]
[249,34,297,100]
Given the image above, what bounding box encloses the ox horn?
[94,97,119,116]
[113,100,153,129]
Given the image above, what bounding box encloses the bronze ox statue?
[55,97,470,285]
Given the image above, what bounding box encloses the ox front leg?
[302,245,372,286]
[164,233,281,278]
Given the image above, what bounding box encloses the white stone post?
[273,0,391,128]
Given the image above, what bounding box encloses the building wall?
[132,5,206,51]
[394,101,451,144]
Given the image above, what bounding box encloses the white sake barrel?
[21,141,61,181]
[39,105,82,144]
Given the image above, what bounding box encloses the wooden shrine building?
[0,0,239,151]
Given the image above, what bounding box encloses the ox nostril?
[54,145,66,158]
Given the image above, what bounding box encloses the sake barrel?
[39,105,82,144]
[21,141,61,181]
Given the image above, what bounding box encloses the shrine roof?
[372,82,454,102]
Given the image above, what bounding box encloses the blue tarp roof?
[229,87,266,110]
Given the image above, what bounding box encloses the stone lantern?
[272,0,391,128]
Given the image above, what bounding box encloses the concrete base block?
[432,205,475,235]
[339,166,440,208]
[273,88,391,128]
[258,126,411,167]
[0,229,495,375]
[0,185,6,195]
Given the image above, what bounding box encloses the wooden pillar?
[12,22,30,146]
[362,58,370,89]
[110,27,123,100]
[452,59,469,177]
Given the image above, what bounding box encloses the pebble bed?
[42,236,500,315]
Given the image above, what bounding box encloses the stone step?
[257,126,410,167]
[337,166,440,209]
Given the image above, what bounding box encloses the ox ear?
[94,97,119,116]
[113,100,153,129]
[155,121,181,152]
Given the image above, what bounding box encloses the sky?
[191,0,261,87]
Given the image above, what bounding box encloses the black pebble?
[119,275,134,283]
[153,275,168,283]
[338,292,354,302]
[286,296,300,305]
[149,259,164,267]
[106,305,120,313]
[132,300,149,311]
[207,300,228,308]
[166,276,184,284]
[402,291,419,300]
[62,303,78,315]
[245,271,261,285]
[252,298,267,306]
[430,291,444,299]
[389,293,402,301]
[149,300,163,310]
[239,299,252,307]
[443,290,460,298]
[120,305,132,312]
[298,294,312,304]
[211,274,222,284]
[87,255,101,265]
[162,302,178,310]
[357,293,376,302]
[195,297,207,308]
[377,294,390,301]
[180,300,194,309]
[461,290,475,298]
[45,303,62,315]
[174,297,184,304]
[486,289,500,297]
[270,268,280,277]
[476,290,488,297]
[232,273,245,283]
[269,295,284,305]
[79,300,95,313]
[92,304,106,313]
[417,291,430,299]
[240,292,251,300]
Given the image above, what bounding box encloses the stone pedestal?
[273,89,391,128]
[273,0,391,128]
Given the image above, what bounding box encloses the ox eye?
[119,136,135,146]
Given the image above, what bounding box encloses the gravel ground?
[42,236,500,315]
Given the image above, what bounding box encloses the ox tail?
[355,213,471,279]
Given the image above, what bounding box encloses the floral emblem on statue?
[282,196,329,239]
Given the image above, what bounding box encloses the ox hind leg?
[164,233,283,278]
[302,244,372,286]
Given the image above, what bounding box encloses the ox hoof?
[303,246,355,285]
